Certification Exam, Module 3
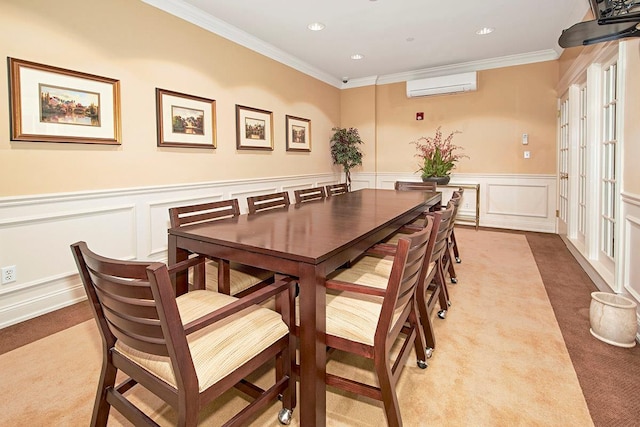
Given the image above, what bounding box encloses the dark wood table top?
[169,188,441,266]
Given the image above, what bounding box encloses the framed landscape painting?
[8,58,121,145]
[156,88,216,148]
[285,115,311,152]
[235,104,273,150]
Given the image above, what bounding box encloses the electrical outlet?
[2,265,17,284]
[464,202,470,209]
[524,151,531,159]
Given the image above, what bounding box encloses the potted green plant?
[411,126,466,185]
[330,127,363,190]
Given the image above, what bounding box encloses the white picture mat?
[18,66,116,139]
[237,108,272,149]
[160,93,213,145]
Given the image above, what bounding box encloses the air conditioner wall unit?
[406,71,477,98]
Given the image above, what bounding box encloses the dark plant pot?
[422,175,451,185]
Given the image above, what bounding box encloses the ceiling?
[143,0,590,88]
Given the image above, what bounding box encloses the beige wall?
[623,40,640,193]
[5,0,631,199]
[339,86,377,173]
[0,0,340,196]
[341,62,559,177]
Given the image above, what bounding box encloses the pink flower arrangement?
[411,126,467,177]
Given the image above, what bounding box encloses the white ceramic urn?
[589,292,638,348]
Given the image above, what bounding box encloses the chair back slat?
[247,192,291,214]
[169,199,240,228]
[394,181,437,192]
[294,187,326,203]
[395,219,433,309]
[376,219,432,342]
[447,191,462,232]
[325,183,348,196]
[430,205,455,263]
[71,242,174,357]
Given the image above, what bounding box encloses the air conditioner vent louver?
[406,72,477,98]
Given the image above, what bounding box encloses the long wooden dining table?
[168,188,441,426]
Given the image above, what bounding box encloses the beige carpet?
[0,229,593,426]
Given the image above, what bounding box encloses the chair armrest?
[365,243,398,257]
[183,276,295,335]
[167,255,207,275]
[325,279,386,297]
[399,224,423,233]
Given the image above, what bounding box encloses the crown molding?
[141,0,573,90]
[375,50,560,86]
[141,0,343,88]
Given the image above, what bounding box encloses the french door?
[557,95,570,237]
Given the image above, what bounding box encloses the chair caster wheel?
[451,277,458,284]
[278,408,293,425]
[425,347,434,359]
[455,257,461,263]
[417,360,428,369]
[438,310,447,319]
[277,393,282,401]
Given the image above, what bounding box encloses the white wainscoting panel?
[0,174,338,328]
[375,172,557,232]
[622,193,640,342]
[0,171,556,327]
[623,194,640,303]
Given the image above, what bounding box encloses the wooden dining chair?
[331,210,448,358]
[247,191,291,214]
[306,224,432,426]
[293,186,326,203]
[395,180,440,218]
[449,187,465,264]
[394,180,437,192]
[169,199,273,296]
[442,190,463,284]
[325,183,348,196]
[71,241,296,427]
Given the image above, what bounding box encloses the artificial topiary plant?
[329,127,363,190]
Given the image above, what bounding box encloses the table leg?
[298,263,326,426]
[168,234,189,295]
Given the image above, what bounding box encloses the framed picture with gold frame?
[156,88,216,149]
[8,57,121,145]
[285,115,311,152]
[235,104,273,150]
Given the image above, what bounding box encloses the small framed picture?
[8,58,121,145]
[285,115,311,152]
[156,88,216,149]
[235,105,273,150]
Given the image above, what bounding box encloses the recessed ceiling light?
[307,22,325,31]
[476,27,494,35]
[350,54,364,60]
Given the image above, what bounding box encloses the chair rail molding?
[1,171,556,328]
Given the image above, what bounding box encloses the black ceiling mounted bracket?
[559,19,640,48]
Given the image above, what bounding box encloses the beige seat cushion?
[329,256,394,285]
[300,270,405,346]
[295,288,384,346]
[115,290,288,392]
[205,261,273,295]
